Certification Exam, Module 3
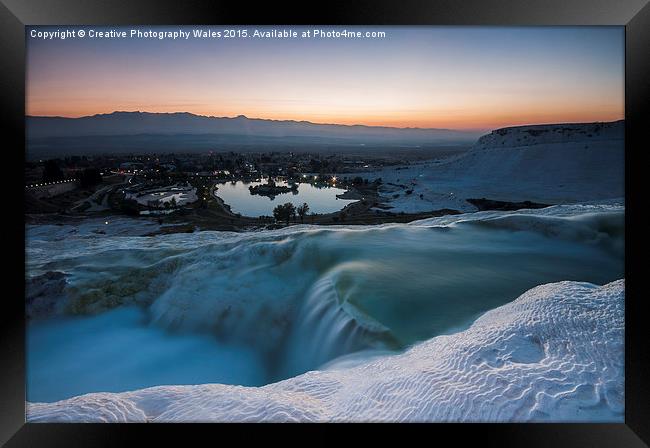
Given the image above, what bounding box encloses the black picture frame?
[2,0,648,445]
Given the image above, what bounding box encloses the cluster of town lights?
[26,179,78,189]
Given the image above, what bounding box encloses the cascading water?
[281,264,397,378]
[26,203,624,402]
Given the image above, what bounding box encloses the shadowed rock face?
[466,198,552,211]
[26,271,68,319]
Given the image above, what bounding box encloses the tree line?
[273,202,310,225]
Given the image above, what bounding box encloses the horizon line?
[25,110,625,134]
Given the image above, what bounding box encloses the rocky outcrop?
[26,271,68,318]
[473,120,624,150]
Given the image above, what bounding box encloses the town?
[25,149,459,233]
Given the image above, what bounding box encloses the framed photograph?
[2,0,648,445]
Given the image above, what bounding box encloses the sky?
[26,26,624,131]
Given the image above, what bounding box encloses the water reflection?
[215,178,357,217]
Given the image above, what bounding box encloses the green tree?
[296,203,309,223]
[273,202,296,225]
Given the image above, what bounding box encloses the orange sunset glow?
[27,26,624,130]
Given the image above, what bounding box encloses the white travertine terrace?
[27,279,624,423]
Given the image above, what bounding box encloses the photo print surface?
[25,25,624,422]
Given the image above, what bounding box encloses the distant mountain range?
[27,111,481,145]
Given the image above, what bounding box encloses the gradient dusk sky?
[26,26,624,131]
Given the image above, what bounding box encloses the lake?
[214,179,358,217]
